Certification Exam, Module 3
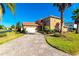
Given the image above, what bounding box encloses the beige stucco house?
[22,16,68,33]
[36,16,68,32]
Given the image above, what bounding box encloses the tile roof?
[36,15,60,23]
[40,15,61,20]
[22,22,38,26]
[36,20,43,23]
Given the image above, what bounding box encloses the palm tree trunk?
[0,4,3,25]
[76,23,79,33]
[60,10,64,35]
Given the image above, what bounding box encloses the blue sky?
[2,3,79,27]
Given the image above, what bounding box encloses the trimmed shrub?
[21,28,26,33]
[17,28,21,32]
[38,31,44,34]
[44,29,55,34]
[53,33,61,37]
[0,33,7,37]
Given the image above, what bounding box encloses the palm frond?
[72,8,79,21]
[53,3,72,11]
[73,8,79,15]
[71,16,77,20]
[6,3,16,14]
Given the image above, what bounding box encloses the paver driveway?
[0,33,70,56]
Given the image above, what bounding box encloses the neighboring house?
[22,22,38,33]
[36,16,68,32]
[65,22,76,31]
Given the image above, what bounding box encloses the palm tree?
[72,8,79,33]
[53,3,71,35]
[0,3,16,24]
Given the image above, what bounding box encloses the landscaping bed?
[45,32,79,55]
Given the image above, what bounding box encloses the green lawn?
[0,31,24,44]
[46,32,79,55]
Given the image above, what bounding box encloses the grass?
[0,31,24,44]
[46,32,79,55]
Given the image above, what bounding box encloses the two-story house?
[36,16,68,32]
[22,16,68,33]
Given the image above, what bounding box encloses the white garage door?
[26,27,37,33]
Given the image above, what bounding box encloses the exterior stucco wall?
[23,25,37,29]
[63,27,68,32]
[42,17,61,30]
[43,18,50,30]
[50,17,61,30]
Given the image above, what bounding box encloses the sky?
[2,3,79,27]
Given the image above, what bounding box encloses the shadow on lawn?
[44,35,72,56]
[49,33,73,41]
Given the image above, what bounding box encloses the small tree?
[16,22,21,32]
[10,25,15,30]
[72,8,79,33]
[0,25,3,29]
[11,25,15,29]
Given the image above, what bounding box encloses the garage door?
[26,27,37,33]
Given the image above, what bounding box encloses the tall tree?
[16,22,21,32]
[72,8,79,33]
[16,22,21,29]
[53,3,71,35]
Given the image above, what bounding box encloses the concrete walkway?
[0,33,70,56]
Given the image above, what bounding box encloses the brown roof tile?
[22,22,38,26]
